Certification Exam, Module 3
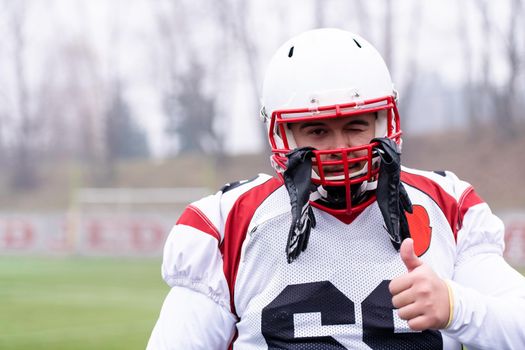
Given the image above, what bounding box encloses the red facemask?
[268,95,402,216]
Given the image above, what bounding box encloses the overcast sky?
[1,0,521,156]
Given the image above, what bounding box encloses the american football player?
[147,28,525,350]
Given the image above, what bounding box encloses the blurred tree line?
[0,0,524,194]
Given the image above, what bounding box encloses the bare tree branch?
[150,0,223,156]
[457,0,479,138]
[351,0,370,38]
[392,2,423,128]
[314,0,326,28]
[474,0,523,138]
[383,0,393,70]
[6,0,40,189]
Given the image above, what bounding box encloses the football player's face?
[289,113,376,177]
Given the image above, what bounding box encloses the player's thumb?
[400,238,422,272]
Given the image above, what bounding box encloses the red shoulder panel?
[401,171,459,240]
[458,186,484,227]
[176,205,221,242]
[220,177,283,316]
[401,171,485,242]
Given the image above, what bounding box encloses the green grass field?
[0,256,168,350]
[1,257,524,350]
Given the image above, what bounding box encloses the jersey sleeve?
[442,174,525,349]
[147,193,237,349]
[147,286,237,350]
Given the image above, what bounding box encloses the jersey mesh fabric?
[232,185,459,349]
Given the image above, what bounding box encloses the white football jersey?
[148,168,525,350]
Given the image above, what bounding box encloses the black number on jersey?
[262,281,353,349]
[261,280,443,350]
[362,280,443,349]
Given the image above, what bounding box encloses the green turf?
[1,257,524,350]
[0,256,169,350]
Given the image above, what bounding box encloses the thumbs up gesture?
[389,238,452,330]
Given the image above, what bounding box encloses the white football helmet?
[260,28,402,215]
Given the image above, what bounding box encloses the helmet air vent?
[288,46,294,57]
[353,38,362,48]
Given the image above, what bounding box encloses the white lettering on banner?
[2,219,34,249]
[82,218,166,253]
[1,212,525,263]
[0,213,175,256]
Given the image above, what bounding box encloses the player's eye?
[306,127,327,136]
[345,126,366,132]
[345,122,369,132]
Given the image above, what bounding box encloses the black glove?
[372,137,413,250]
[283,147,317,263]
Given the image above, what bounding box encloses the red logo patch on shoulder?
[406,205,432,257]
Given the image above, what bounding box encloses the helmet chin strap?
[313,178,378,208]
[282,138,409,263]
[282,147,318,263]
[371,137,413,250]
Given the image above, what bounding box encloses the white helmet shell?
[262,28,394,127]
[260,28,402,216]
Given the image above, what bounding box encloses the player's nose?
[332,132,351,149]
